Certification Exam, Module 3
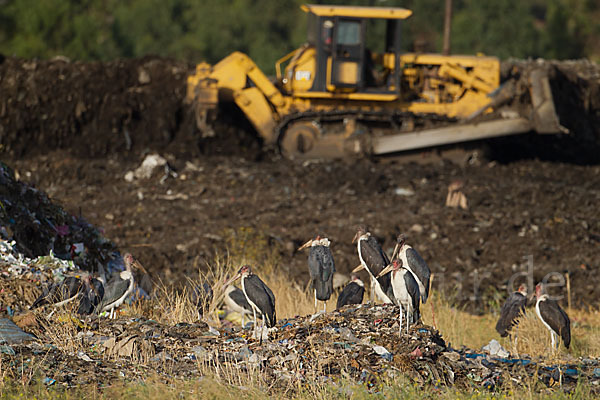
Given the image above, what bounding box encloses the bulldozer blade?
[528,69,564,134]
[371,117,532,155]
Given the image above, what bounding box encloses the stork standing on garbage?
[227,265,276,339]
[377,259,420,333]
[352,225,395,304]
[98,253,147,319]
[390,234,431,304]
[298,235,335,313]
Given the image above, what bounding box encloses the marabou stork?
[336,274,365,309]
[298,235,335,312]
[227,265,276,338]
[535,283,571,350]
[29,276,83,309]
[495,284,528,337]
[31,276,84,310]
[377,259,421,333]
[391,234,431,304]
[98,253,147,319]
[352,225,395,304]
[223,284,253,327]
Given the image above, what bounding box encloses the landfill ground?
[1,55,600,396]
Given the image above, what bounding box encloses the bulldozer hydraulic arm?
[187,52,287,144]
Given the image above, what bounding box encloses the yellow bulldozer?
[186,4,564,158]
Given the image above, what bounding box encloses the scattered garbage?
[394,187,415,196]
[446,180,468,210]
[124,153,177,182]
[482,339,510,358]
[0,303,597,392]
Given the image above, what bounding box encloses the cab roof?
[301,4,412,19]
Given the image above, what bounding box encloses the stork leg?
[512,333,519,357]
[398,306,403,335]
[406,307,411,334]
[251,307,258,337]
[370,277,376,303]
[550,331,556,351]
[322,300,326,313]
[314,290,318,313]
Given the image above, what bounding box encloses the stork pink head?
[123,253,147,273]
[353,225,368,243]
[239,265,252,277]
[376,259,402,278]
[517,283,527,295]
[123,253,135,267]
[535,283,545,298]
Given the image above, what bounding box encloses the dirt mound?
[0,56,197,157]
[495,59,600,163]
[1,56,599,161]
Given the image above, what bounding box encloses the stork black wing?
[309,245,335,301]
[495,292,526,337]
[360,236,389,277]
[403,271,421,323]
[336,282,364,309]
[98,274,130,310]
[228,287,253,312]
[245,275,276,327]
[406,247,431,303]
[539,299,571,349]
[61,277,84,299]
[31,283,57,308]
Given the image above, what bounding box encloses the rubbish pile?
[0,161,118,269]
[1,303,599,393]
[0,161,125,314]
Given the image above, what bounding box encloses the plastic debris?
[125,154,167,181]
[482,339,510,358]
[0,318,36,344]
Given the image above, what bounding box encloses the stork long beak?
[131,259,148,274]
[352,232,359,244]
[390,243,400,261]
[377,264,394,279]
[297,239,313,252]
[225,273,241,287]
[352,264,365,273]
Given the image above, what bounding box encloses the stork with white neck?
[535,282,570,350]
[377,259,420,333]
[98,253,147,319]
[391,234,431,304]
[351,225,395,305]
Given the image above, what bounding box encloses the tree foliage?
[0,0,598,72]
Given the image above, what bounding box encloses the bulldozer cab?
[292,4,412,95]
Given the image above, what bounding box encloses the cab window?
[336,20,361,45]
